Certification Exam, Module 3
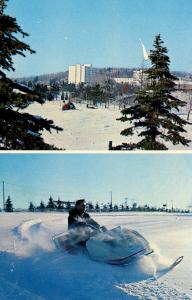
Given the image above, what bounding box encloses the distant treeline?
[15,69,192,85]
[1,196,191,214]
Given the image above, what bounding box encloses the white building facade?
[114,70,148,86]
[68,64,92,84]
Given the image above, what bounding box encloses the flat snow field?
[25,100,192,151]
[0,212,191,299]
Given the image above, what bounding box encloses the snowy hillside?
[0,212,191,299]
[24,101,126,150]
[24,98,192,151]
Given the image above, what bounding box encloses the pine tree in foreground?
[115,34,191,150]
[5,196,13,212]
[0,0,62,149]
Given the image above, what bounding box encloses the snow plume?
[12,219,55,256]
[137,255,156,276]
[149,242,176,272]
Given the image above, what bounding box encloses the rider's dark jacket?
[68,208,100,230]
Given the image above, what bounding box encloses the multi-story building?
[114,70,148,86]
[68,64,107,85]
[68,64,92,84]
[113,77,134,84]
[68,65,76,83]
[85,67,107,85]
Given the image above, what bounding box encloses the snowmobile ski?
[155,256,184,279]
[169,256,184,270]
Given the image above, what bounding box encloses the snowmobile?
[53,224,153,265]
[62,101,76,111]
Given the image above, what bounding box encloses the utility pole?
[2,181,5,211]
[110,191,113,210]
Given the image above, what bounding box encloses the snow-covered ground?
[0,212,191,299]
[24,95,192,150]
[25,101,126,150]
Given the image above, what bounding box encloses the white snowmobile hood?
[86,226,151,263]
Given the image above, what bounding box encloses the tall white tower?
[68,64,92,84]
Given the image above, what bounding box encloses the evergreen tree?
[144,204,150,212]
[120,204,124,211]
[28,202,35,212]
[131,202,137,211]
[5,195,13,212]
[39,201,45,211]
[47,196,55,210]
[102,79,115,108]
[56,197,64,210]
[137,205,142,212]
[125,205,130,211]
[116,34,190,150]
[50,82,60,100]
[0,0,62,149]
[113,204,118,211]
[85,84,104,106]
[95,202,100,212]
[87,202,94,211]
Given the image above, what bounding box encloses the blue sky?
[0,153,192,209]
[5,0,192,77]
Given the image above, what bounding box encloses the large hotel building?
[68,64,106,85]
[68,64,91,84]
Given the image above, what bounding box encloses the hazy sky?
[5,0,192,77]
[0,153,192,209]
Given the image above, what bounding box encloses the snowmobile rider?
[68,199,107,245]
[68,199,101,231]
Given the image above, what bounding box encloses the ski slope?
[24,95,192,151]
[0,212,191,299]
